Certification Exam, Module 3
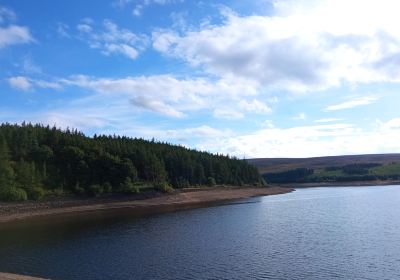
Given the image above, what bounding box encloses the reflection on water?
[1,186,400,280]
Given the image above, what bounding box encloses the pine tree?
[0,123,263,201]
[0,134,15,192]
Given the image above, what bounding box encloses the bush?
[207,177,216,187]
[154,182,174,193]
[118,177,139,194]
[172,177,190,189]
[50,188,65,196]
[73,183,85,195]
[88,184,104,196]
[102,182,112,193]
[0,188,28,202]
[28,187,45,200]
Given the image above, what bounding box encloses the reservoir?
[1,185,400,279]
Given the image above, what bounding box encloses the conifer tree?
[0,134,14,192]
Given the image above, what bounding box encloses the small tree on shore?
[207,177,216,187]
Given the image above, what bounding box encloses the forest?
[0,123,264,202]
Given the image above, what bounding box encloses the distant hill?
[249,154,400,184]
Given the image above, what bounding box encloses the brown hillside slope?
[248,154,400,174]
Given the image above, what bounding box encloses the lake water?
[1,186,400,280]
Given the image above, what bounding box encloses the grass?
[306,163,400,182]
[369,163,400,176]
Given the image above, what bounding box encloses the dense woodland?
[263,168,314,184]
[0,123,264,201]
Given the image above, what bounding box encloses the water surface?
[1,186,400,280]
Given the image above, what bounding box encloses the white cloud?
[0,7,15,24]
[153,0,400,92]
[8,76,62,91]
[0,6,34,48]
[201,120,400,158]
[105,43,139,60]
[113,0,183,17]
[213,108,244,120]
[132,5,143,17]
[184,125,231,138]
[34,80,63,90]
[325,96,379,111]
[77,23,92,33]
[315,118,344,123]
[60,74,260,118]
[263,120,275,128]
[8,76,32,91]
[112,0,132,9]
[0,25,34,48]
[20,56,42,74]
[380,118,400,131]
[130,96,185,118]
[293,112,307,120]
[239,99,272,114]
[77,19,148,60]
[57,22,70,38]
[42,111,110,131]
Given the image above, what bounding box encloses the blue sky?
[2,0,400,158]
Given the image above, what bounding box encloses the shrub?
[154,182,174,193]
[28,187,45,200]
[73,184,85,195]
[118,177,139,194]
[102,182,112,193]
[88,184,104,196]
[207,177,216,187]
[0,188,28,202]
[172,177,190,189]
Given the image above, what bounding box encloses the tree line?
[263,168,314,183]
[263,163,399,184]
[0,123,264,201]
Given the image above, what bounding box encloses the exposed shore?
[0,187,293,224]
[0,273,48,280]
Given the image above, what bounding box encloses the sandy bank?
[0,187,292,224]
[0,273,48,280]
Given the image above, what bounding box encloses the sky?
[1,0,400,158]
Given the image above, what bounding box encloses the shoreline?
[0,187,293,224]
[277,180,400,188]
[0,273,48,280]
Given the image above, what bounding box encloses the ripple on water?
[1,186,400,279]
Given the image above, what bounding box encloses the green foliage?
[0,134,15,194]
[0,188,28,202]
[102,182,113,193]
[154,182,174,193]
[172,177,190,189]
[49,188,65,196]
[73,182,85,195]
[264,168,314,183]
[369,163,400,176]
[88,184,104,196]
[264,162,400,184]
[207,177,216,187]
[0,123,263,201]
[118,177,140,194]
[28,187,45,201]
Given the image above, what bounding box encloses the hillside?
[0,123,264,202]
[249,154,400,184]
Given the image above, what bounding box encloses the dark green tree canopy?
[0,123,263,201]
